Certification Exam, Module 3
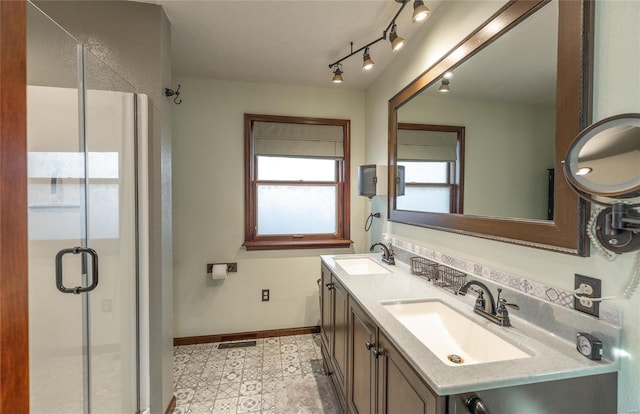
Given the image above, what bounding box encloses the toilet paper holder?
[207,263,238,273]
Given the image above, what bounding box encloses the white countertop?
[321,254,620,395]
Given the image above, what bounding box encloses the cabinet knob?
[372,349,383,359]
[465,395,490,414]
[365,342,375,350]
[325,283,335,290]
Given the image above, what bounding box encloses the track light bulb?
[362,48,375,71]
[389,24,405,52]
[439,78,450,92]
[332,66,344,83]
[412,0,431,22]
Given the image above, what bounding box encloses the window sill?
[243,239,353,251]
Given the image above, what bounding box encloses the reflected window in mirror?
[396,123,464,213]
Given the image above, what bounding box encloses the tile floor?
[173,334,331,414]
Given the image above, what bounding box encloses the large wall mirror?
[388,0,593,256]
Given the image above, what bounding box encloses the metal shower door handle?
[55,247,99,294]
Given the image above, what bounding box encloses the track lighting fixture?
[362,48,375,71]
[439,78,450,92]
[389,24,405,52]
[327,0,431,83]
[412,0,431,22]
[332,64,344,83]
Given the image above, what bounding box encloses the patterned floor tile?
[281,353,300,364]
[280,344,298,353]
[239,380,262,396]
[262,346,280,356]
[184,361,207,375]
[224,359,245,370]
[175,345,194,355]
[193,385,218,402]
[261,365,283,379]
[174,334,333,414]
[262,355,280,367]
[173,404,189,414]
[261,392,275,410]
[174,354,191,364]
[216,381,241,399]
[189,353,210,364]
[189,400,214,414]
[241,367,262,381]
[282,363,301,376]
[237,395,262,413]
[260,378,282,394]
[263,338,279,346]
[177,374,201,389]
[199,371,222,387]
[175,388,196,405]
[212,397,238,414]
[245,348,263,358]
[226,349,246,359]
[220,369,243,384]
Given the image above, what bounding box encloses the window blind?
[254,121,344,158]
[397,129,457,161]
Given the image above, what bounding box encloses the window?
[395,123,464,214]
[244,114,351,250]
[397,160,456,213]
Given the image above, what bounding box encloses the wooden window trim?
[244,114,352,251]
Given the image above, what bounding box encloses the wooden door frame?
[0,0,29,412]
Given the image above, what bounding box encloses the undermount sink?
[382,300,530,366]
[334,257,391,275]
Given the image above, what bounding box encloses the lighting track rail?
[328,0,430,83]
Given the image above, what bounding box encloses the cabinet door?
[349,299,377,414]
[377,331,444,414]
[332,277,349,396]
[320,264,333,356]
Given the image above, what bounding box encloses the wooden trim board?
[174,326,321,346]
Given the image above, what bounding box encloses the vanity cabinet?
[348,299,444,414]
[377,331,444,414]
[320,263,348,410]
[348,299,377,414]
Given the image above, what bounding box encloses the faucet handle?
[499,299,520,310]
[496,288,519,310]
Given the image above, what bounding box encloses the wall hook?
[164,84,182,105]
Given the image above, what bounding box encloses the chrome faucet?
[457,281,519,327]
[369,242,395,265]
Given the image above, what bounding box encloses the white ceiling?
[136,0,440,91]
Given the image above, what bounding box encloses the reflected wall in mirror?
[388,0,593,255]
[396,123,464,213]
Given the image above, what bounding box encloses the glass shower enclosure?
[26,3,148,413]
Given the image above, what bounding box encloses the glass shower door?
[27,3,139,413]
[83,50,138,414]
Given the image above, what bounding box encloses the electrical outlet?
[262,289,270,302]
[574,274,601,317]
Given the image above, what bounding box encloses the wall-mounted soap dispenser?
[358,165,388,198]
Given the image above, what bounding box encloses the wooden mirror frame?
[388,0,594,256]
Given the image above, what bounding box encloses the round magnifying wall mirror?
[564,113,640,202]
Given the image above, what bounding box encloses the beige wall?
[366,0,640,411]
[171,78,366,337]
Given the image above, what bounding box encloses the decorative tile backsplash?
[390,236,621,327]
